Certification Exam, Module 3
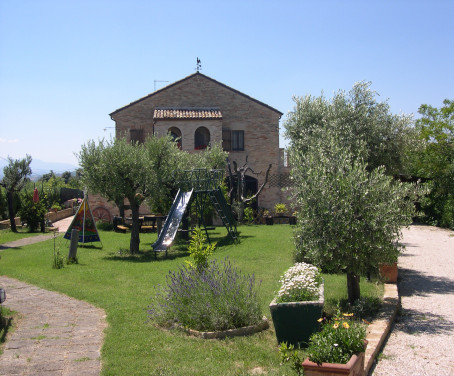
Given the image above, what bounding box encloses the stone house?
[90,72,290,222]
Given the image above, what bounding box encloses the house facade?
[109,72,290,212]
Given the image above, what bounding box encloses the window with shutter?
[129,129,144,144]
[232,130,244,151]
[222,129,232,151]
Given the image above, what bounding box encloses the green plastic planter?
[269,283,324,347]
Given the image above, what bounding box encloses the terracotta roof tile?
[153,107,223,120]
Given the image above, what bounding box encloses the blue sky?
[1,0,453,167]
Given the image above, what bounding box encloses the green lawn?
[0,227,45,245]
[0,225,383,376]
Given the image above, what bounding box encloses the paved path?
[371,225,454,375]
[0,217,72,250]
[0,276,107,376]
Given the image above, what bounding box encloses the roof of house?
[110,72,283,117]
[153,107,223,120]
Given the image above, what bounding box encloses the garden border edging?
[182,317,269,339]
[364,283,400,375]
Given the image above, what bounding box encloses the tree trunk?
[119,204,125,220]
[7,190,17,233]
[129,200,141,254]
[347,272,361,304]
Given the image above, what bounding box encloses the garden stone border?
[181,317,269,340]
[364,283,400,375]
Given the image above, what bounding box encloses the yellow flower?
[342,322,350,329]
[333,323,339,329]
[343,313,354,317]
[317,317,324,323]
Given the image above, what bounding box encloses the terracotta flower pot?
[379,262,398,283]
[269,283,324,347]
[302,351,365,376]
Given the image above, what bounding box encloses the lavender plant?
[148,258,262,331]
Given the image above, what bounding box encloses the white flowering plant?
[276,262,322,303]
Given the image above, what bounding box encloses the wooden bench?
[116,225,129,233]
[140,225,155,232]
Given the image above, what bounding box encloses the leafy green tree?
[41,170,56,182]
[412,99,454,228]
[0,186,7,220]
[285,84,419,303]
[78,136,183,254]
[285,81,416,175]
[61,171,72,184]
[18,191,47,232]
[1,155,32,232]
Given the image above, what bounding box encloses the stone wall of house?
[154,119,223,153]
[111,73,287,211]
[87,193,152,222]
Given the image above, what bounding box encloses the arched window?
[169,127,182,149]
[194,126,210,150]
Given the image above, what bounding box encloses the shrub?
[148,258,262,331]
[186,227,216,269]
[18,193,47,232]
[306,313,366,365]
[276,262,322,303]
[51,203,62,211]
[243,207,255,224]
[96,220,114,231]
[274,203,288,215]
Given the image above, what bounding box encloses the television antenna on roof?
[154,80,169,91]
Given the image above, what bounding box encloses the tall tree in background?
[285,83,418,303]
[285,81,416,175]
[79,137,176,254]
[412,99,454,228]
[1,155,32,232]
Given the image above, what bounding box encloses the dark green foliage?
[0,186,7,220]
[96,220,114,231]
[411,99,454,229]
[1,155,32,232]
[18,192,47,232]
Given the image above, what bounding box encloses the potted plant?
[269,262,324,346]
[263,210,273,225]
[302,314,367,376]
[379,261,398,283]
[289,211,297,225]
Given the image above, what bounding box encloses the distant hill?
[0,159,78,180]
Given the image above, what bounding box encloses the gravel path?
[0,276,107,376]
[371,225,454,376]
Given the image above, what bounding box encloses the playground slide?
[152,189,193,252]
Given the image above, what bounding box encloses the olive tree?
[78,136,182,254]
[285,81,416,175]
[1,155,32,232]
[285,83,419,303]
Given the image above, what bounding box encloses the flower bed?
[148,258,263,332]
